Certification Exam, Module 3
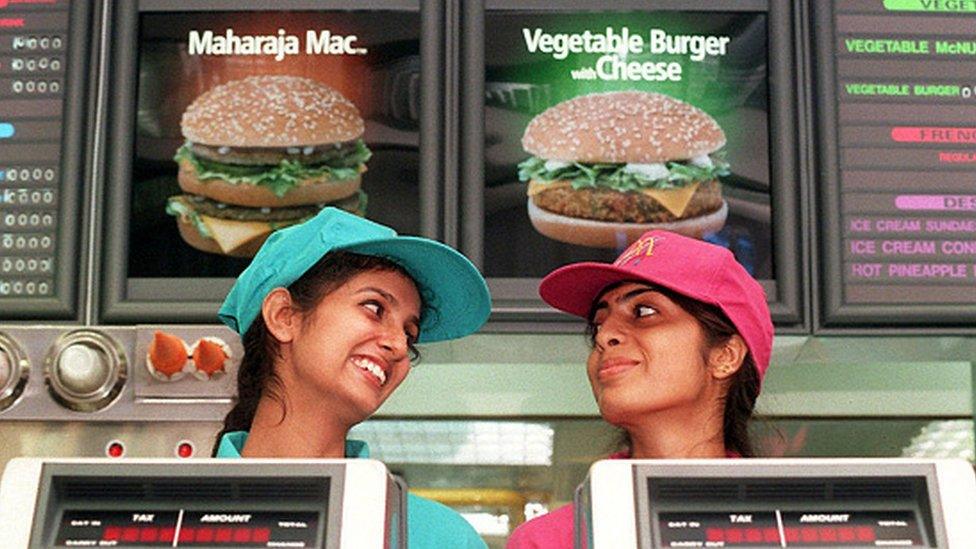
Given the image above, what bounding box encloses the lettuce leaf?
[175,140,372,198]
[517,151,730,193]
[165,195,212,238]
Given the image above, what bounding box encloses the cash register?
[0,458,406,548]
[576,458,976,548]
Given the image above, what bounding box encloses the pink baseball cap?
[539,230,774,379]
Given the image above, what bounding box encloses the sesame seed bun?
[528,198,729,248]
[181,75,364,147]
[522,91,726,164]
[177,158,361,208]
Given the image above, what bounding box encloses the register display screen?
[129,10,420,275]
[658,511,925,547]
[483,10,772,280]
[54,510,321,547]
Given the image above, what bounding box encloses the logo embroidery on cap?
[614,235,663,266]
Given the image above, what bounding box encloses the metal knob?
[0,350,9,387]
[45,330,126,412]
[0,332,29,411]
[56,344,110,395]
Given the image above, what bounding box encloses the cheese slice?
[641,182,700,218]
[199,214,273,254]
[527,179,572,197]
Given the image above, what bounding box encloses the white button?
[0,350,9,386]
[56,344,109,394]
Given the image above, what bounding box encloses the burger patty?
[191,140,362,166]
[172,190,365,222]
[531,179,722,224]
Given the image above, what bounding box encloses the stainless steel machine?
[576,458,976,548]
[0,457,406,548]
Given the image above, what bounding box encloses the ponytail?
[721,357,760,457]
[211,318,282,456]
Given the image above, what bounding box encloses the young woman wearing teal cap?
[213,207,491,549]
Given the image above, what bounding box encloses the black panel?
[0,0,92,320]
[460,0,808,332]
[814,0,976,331]
[97,0,438,324]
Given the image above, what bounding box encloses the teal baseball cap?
[218,207,491,343]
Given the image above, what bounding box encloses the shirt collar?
[216,431,370,459]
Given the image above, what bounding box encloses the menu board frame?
[459,0,808,332]
[812,1,976,331]
[0,0,92,320]
[97,0,442,324]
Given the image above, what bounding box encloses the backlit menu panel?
[0,0,85,318]
[817,0,976,326]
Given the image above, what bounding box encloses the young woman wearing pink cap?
[507,230,774,549]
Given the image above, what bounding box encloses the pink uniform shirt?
[507,502,576,549]
[507,451,630,549]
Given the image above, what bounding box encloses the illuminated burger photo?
[166,75,370,257]
[518,91,730,248]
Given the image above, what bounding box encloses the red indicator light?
[745,528,761,542]
[819,526,837,541]
[856,527,876,541]
[179,527,195,542]
[122,527,139,542]
[106,441,125,458]
[784,528,800,542]
[253,528,271,543]
[196,527,214,542]
[763,528,780,542]
[176,441,194,458]
[139,527,158,542]
[725,528,743,542]
[159,527,175,543]
[705,528,724,541]
[233,527,252,543]
[102,526,121,541]
[838,527,855,541]
[215,527,233,542]
[800,527,818,542]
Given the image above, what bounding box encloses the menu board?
[0,0,86,318]
[472,2,808,328]
[129,9,421,277]
[816,0,976,326]
[481,10,774,280]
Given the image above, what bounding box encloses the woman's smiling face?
[586,282,713,425]
[287,268,422,424]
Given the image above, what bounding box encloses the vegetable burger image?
[166,75,370,257]
[518,91,729,248]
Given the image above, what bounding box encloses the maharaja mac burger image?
[519,91,729,248]
[166,75,370,257]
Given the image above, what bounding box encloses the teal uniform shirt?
[216,432,486,549]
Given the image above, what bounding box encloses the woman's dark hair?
[586,282,761,457]
[211,251,421,456]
